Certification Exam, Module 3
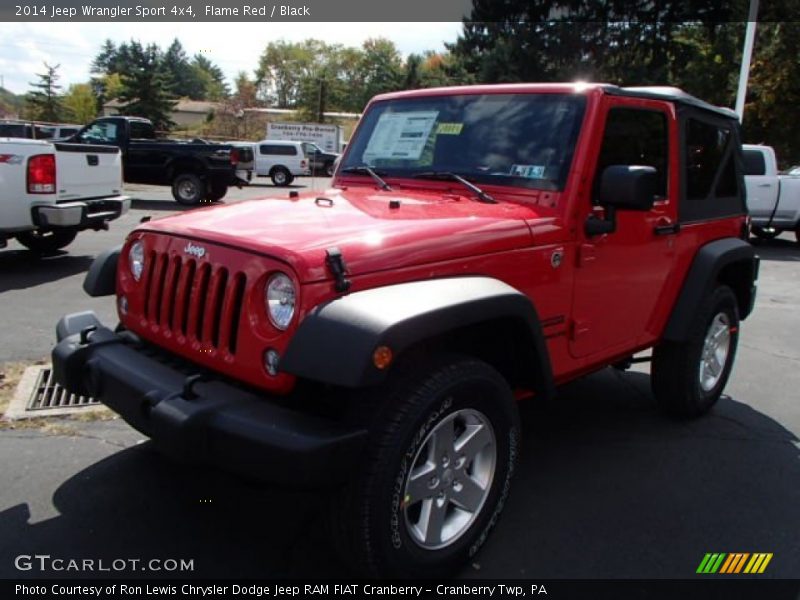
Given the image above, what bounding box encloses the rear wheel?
[270,167,293,186]
[330,356,520,577]
[171,173,205,205]
[16,228,78,253]
[206,180,228,202]
[651,285,739,417]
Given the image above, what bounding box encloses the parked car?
[254,140,310,186]
[301,141,339,176]
[0,137,129,252]
[0,121,81,140]
[743,144,800,242]
[54,83,758,577]
[66,116,247,205]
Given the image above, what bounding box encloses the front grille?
[142,251,247,355]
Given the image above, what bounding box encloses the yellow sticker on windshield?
[437,123,464,135]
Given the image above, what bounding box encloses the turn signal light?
[372,345,393,370]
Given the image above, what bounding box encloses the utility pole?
[735,0,759,123]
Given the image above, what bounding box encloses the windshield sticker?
[511,164,546,179]
[363,111,439,161]
[436,122,464,135]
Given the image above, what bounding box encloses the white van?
[254,140,310,186]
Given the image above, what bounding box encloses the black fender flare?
[281,276,555,399]
[663,237,758,342]
[82,245,121,297]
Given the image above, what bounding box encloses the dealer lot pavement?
[0,182,798,578]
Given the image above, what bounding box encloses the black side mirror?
[599,165,658,211]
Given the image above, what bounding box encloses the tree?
[191,54,230,100]
[26,63,63,122]
[62,83,97,123]
[117,42,177,131]
[255,40,318,107]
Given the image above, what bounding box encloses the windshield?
[341,93,586,191]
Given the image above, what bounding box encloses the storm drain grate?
[5,365,103,420]
[26,367,99,410]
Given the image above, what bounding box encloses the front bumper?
[51,311,366,487]
[33,196,130,229]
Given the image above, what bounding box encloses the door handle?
[757,183,772,188]
[654,221,680,236]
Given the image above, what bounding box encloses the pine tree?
[117,43,177,131]
[26,63,63,122]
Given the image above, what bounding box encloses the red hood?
[139,186,552,282]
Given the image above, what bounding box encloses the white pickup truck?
[0,138,130,253]
[743,144,800,243]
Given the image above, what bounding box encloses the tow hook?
[80,325,98,345]
[182,374,207,400]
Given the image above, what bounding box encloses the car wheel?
[651,285,740,417]
[330,356,520,577]
[171,173,205,206]
[751,226,780,241]
[15,228,78,253]
[206,180,228,203]
[325,162,335,177]
[271,167,291,186]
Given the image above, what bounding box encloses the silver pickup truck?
[743,144,800,243]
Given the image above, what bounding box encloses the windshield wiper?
[412,171,496,204]
[340,165,392,191]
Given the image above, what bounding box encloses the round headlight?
[266,272,296,330]
[129,241,145,281]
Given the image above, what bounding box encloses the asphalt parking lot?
[0,180,798,579]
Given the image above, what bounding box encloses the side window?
[593,108,668,202]
[742,149,766,176]
[129,121,153,139]
[685,119,738,200]
[680,115,745,222]
[260,144,296,156]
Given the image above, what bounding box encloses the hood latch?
[325,247,351,293]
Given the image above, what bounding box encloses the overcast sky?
[0,22,464,95]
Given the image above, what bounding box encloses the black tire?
[752,226,780,241]
[331,356,520,577]
[206,180,228,202]
[15,228,78,253]
[270,167,292,186]
[324,161,335,177]
[171,173,205,205]
[651,285,740,417]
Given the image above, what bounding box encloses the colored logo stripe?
[697,552,773,574]
[697,553,726,573]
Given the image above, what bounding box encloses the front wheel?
[651,285,740,417]
[171,173,205,205]
[331,356,520,577]
[16,228,78,253]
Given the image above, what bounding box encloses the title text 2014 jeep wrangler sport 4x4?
[53,84,758,577]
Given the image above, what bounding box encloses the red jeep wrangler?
[53,84,758,577]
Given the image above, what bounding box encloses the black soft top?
[606,85,738,120]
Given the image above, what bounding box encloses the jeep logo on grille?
[184,242,206,258]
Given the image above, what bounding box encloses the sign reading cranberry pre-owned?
[267,122,342,153]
